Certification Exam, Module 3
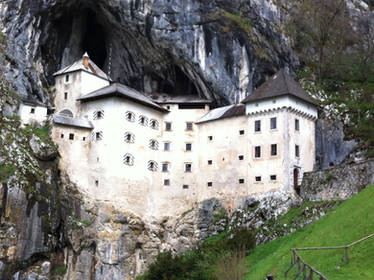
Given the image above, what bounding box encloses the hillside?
[245,184,374,279]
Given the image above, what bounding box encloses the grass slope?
[245,185,374,280]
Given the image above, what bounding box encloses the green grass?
[245,185,374,279]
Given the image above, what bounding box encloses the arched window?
[59,109,73,118]
[124,132,135,143]
[92,131,103,141]
[93,110,104,120]
[123,154,134,166]
[149,139,159,150]
[139,115,148,126]
[148,160,158,172]
[149,119,159,130]
[125,111,135,122]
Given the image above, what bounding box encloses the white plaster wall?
[81,71,110,95]
[18,103,47,125]
[245,95,318,119]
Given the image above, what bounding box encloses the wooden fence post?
[309,268,313,280]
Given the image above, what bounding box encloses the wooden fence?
[284,232,374,280]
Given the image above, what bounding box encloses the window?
[186,143,192,151]
[164,142,170,151]
[60,134,64,139]
[30,108,35,114]
[270,117,277,129]
[92,131,103,141]
[208,160,213,165]
[149,139,159,150]
[124,132,135,143]
[65,74,69,83]
[164,179,170,186]
[148,160,158,171]
[139,115,148,126]
[183,184,189,189]
[255,120,261,132]
[162,163,169,172]
[94,131,103,141]
[239,155,244,160]
[123,153,134,166]
[69,133,74,140]
[165,122,172,131]
[125,111,135,122]
[255,176,262,182]
[166,105,171,110]
[271,144,277,156]
[150,119,159,130]
[295,119,300,131]
[95,180,99,187]
[295,145,300,158]
[254,146,261,158]
[207,182,213,187]
[270,175,277,181]
[186,122,193,131]
[208,136,213,141]
[239,130,245,135]
[94,110,104,120]
[83,137,86,141]
[239,179,245,184]
[64,92,68,100]
[185,163,192,173]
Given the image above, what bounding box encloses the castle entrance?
[293,168,300,195]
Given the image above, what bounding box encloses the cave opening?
[156,66,200,96]
[81,9,107,69]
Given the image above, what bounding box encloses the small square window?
[239,155,244,160]
[64,92,68,100]
[255,120,261,132]
[183,184,189,189]
[207,182,213,187]
[165,122,172,131]
[239,130,245,135]
[162,163,169,172]
[186,122,193,131]
[255,176,262,182]
[60,134,64,139]
[208,160,213,165]
[186,143,192,151]
[255,146,261,158]
[164,179,170,186]
[239,179,245,184]
[30,108,35,114]
[295,119,300,131]
[185,163,192,172]
[208,136,213,141]
[295,145,300,158]
[164,142,170,151]
[69,133,74,140]
[271,144,277,156]
[270,175,277,181]
[270,117,277,129]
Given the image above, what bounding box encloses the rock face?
[0,0,297,105]
[301,160,374,201]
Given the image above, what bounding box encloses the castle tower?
[242,70,318,194]
[52,52,111,118]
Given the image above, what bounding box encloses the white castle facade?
[32,53,318,220]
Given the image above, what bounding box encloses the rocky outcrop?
[300,160,374,201]
[0,0,297,105]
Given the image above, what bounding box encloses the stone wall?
[300,160,374,201]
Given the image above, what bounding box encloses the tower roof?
[241,70,318,106]
[53,53,112,81]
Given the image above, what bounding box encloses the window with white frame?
[92,131,103,141]
[295,119,300,131]
[162,162,169,172]
[186,122,193,131]
[148,160,158,171]
[186,143,192,151]
[270,117,277,130]
[124,132,135,143]
[125,111,135,122]
[139,115,148,126]
[93,110,104,120]
[255,120,261,132]
[164,142,170,151]
[123,153,134,166]
[150,119,159,130]
[271,144,277,156]
[185,163,192,172]
[254,146,261,158]
[295,145,300,158]
[149,139,159,150]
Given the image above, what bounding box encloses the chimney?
[82,52,89,68]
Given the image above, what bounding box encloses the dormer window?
[139,115,148,126]
[125,111,135,122]
[150,119,159,130]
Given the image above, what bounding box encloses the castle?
[24,53,318,219]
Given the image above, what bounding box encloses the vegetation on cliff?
[245,184,374,279]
